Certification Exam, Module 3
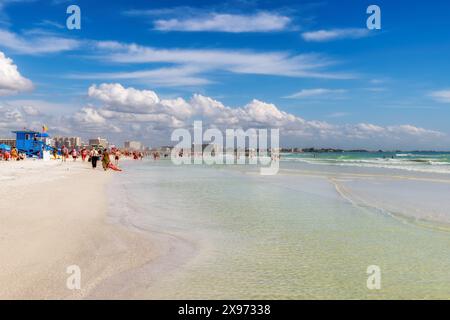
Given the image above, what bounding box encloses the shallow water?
[106,160,450,299]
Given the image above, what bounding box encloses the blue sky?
[0,0,449,149]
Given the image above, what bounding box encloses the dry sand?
[0,159,155,299]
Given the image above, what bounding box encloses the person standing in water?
[114,150,120,165]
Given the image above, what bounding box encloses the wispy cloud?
[123,6,197,17]
[302,28,370,42]
[0,28,79,54]
[35,19,65,29]
[51,0,72,4]
[429,90,450,103]
[370,78,386,84]
[68,65,211,87]
[284,88,347,99]
[89,41,355,80]
[124,7,292,33]
[153,12,291,33]
[364,87,387,92]
[327,112,350,118]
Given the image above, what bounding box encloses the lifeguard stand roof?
[12,130,40,134]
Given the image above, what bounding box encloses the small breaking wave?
[281,154,450,174]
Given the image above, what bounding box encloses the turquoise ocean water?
[104,156,450,299]
[281,151,450,174]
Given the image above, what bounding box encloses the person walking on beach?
[102,149,111,171]
[62,146,68,162]
[114,150,120,165]
[81,148,88,162]
[90,148,99,169]
[71,148,78,161]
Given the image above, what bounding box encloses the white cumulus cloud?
[79,83,444,149]
[0,51,33,96]
[88,83,193,119]
[88,83,160,113]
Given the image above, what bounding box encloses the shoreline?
[86,161,200,299]
[0,160,155,299]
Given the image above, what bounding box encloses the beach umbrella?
[0,144,11,151]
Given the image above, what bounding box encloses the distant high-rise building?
[89,137,109,148]
[124,141,142,150]
[53,136,82,149]
[0,138,16,148]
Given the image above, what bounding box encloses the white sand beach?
[0,160,155,299]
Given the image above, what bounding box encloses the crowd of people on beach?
[1,144,147,172]
[1,145,280,165]
[0,147,26,161]
[56,146,145,171]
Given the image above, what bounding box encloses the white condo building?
[124,141,142,150]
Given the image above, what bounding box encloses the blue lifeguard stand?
[12,129,54,158]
